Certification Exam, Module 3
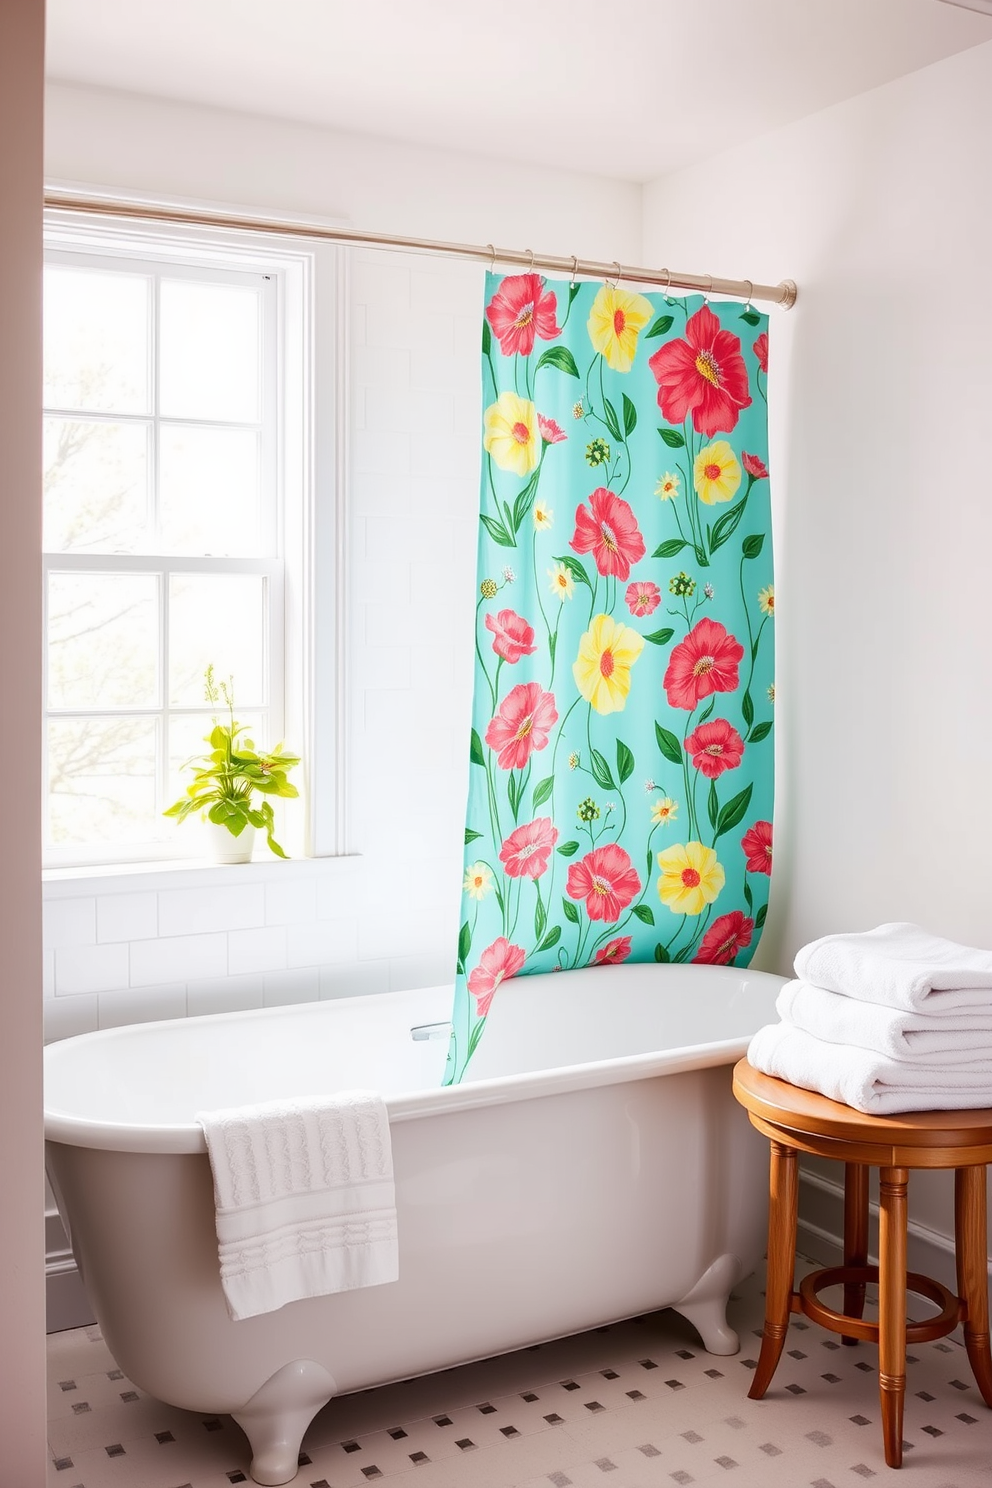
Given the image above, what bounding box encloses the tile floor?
[46,1260,992,1488]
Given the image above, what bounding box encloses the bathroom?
[6,0,992,1482]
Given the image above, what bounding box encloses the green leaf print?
[659,428,685,448]
[632,903,655,925]
[536,345,580,377]
[469,729,486,767]
[707,780,719,832]
[740,310,762,326]
[482,319,492,355]
[480,512,515,548]
[748,720,773,743]
[590,749,616,791]
[710,496,749,553]
[464,827,483,844]
[622,394,637,438]
[643,627,675,645]
[654,942,671,962]
[655,723,684,766]
[653,539,687,559]
[552,553,592,590]
[603,398,622,442]
[557,840,580,857]
[616,739,635,784]
[457,920,471,976]
[563,897,580,924]
[534,896,547,943]
[755,904,768,930]
[715,783,754,840]
[532,775,555,809]
[741,690,754,730]
[742,533,765,560]
[537,926,562,952]
[646,314,674,339]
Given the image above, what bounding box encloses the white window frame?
[41,207,348,872]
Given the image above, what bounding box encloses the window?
[41,224,308,867]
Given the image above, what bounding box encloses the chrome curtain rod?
[44,190,798,309]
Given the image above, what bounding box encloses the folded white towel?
[777,980,992,1063]
[794,923,992,1012]
[748,1022,992,1115]
[197,1090,398,1322]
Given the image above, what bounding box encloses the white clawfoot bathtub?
[44,962,784,1485]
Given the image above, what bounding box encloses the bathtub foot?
[232,1359,338,1486]
[671,1253,742,1356]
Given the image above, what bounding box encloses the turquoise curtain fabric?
[445,272,774,1085]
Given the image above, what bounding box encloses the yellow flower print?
[656,471,681,501]
[587,285,653,373]
[650,797,679,828]
[693,440,742,505]
[463,863,493,901]
[533,502,554,531]
[758,584,775,617]
[657,841,725,916]
[573,613,645,715]
[548,562,574,600]
[483,392,539,477]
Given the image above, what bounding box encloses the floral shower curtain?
[445,271,774,1085]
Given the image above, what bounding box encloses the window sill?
[42,854,362,899]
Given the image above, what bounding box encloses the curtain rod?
[43,190,797,310]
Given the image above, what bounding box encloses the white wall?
[40,86,641,1044]
[644,38,992,1269]
[1,0,48,1475]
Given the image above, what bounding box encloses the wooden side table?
[733,1059,992,1468]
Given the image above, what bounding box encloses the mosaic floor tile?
[44,1262,992,1488]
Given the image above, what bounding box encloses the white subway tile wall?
[42,249,479,1045]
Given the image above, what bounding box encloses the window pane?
[44,417,150,554]
[169,574,266,707]
[48,573,159,709]
[159,425,261,555]
[44,267,150,414]
[160,280,260,423]
[48,716,159,846]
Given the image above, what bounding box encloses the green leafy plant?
[164,666,300,858]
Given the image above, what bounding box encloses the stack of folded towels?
[747,922,992,1115]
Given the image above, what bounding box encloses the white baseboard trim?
[797,1166,992,1295]
[46,1208,95,1333]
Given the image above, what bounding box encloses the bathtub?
[44,961,784,1485]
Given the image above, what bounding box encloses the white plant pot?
[203,819,256,864]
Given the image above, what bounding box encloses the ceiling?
[44,0,992,182]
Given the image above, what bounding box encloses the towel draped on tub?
[197,1090,398,1322]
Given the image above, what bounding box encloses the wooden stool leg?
[955,1165,992,1409]
[749,1140,798,1400]
[878,1166,908,1468]
[842,1162,870,1345]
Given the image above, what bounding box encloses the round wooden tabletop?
[733,1059,992,1162]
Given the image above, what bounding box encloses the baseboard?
[797,1165,992,1297]
[46,1207,95,1333]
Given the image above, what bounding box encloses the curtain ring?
[570,254,578,288]
[703,273,713,304]
[611,261,622,289]
[486,243,495,272]
[524,247,535,271]
[743,279,753,313]
[661,267,673,304]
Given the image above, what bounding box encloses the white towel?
[794,923,992,1012]
[748,1022,992,1115]
[777,980,992,1063]
[197,1090,398,1322]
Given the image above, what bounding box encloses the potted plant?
[165,666,300,862]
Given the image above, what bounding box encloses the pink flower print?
[467,937,527,1017]
[663,617,744,712]
[742,451,769,479]
[498,817,559,880]
[684,718,745,779]
[741,820,773,875]
[625,581,661,618]
[538,414,567,444]
[593,936,633,967]
[569,487,646,582]
[484,608,537,665]
[566,844,641,923]
[649,304,752,438]
[485,274,561,358]
[485,682,558,771]
[693,910,754,966]
[753,332,768,374]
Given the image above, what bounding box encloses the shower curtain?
[446,271,773,1085]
